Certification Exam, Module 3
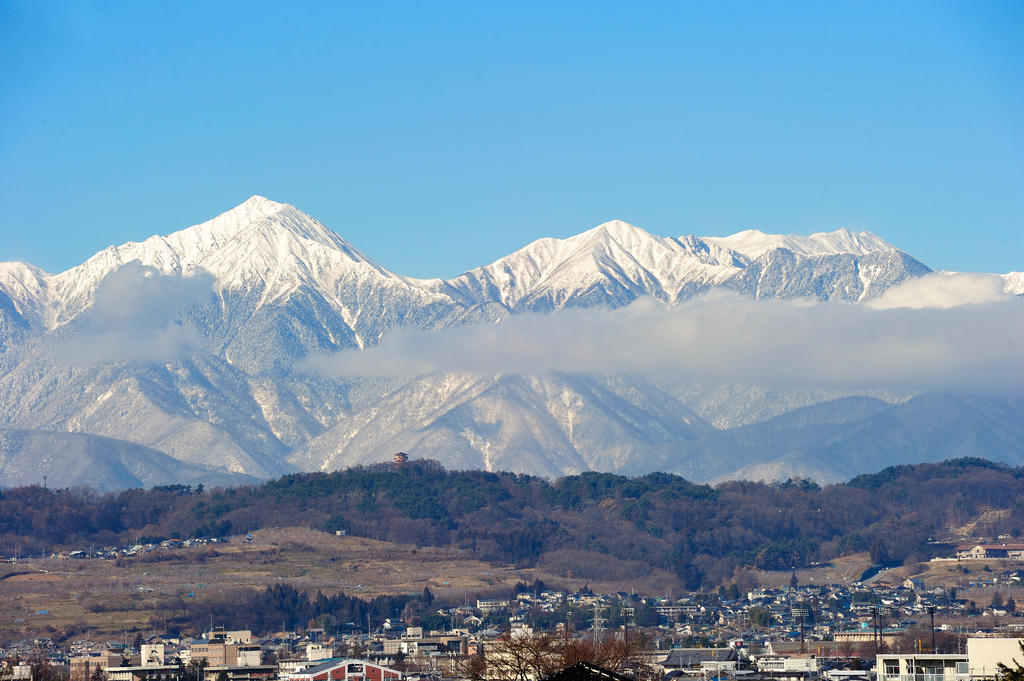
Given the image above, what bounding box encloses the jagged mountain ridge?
[0,198,467,372]
[0,196,1019,489]
[0,196,930,335]
[703,228,899,259]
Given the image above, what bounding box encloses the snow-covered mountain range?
[0,196,1020,490]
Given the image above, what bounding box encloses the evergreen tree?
[748,607,772,627]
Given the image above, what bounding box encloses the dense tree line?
[174,584,412,635]
[2,458,1023,589]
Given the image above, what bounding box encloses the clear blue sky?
[2,1,1022,277]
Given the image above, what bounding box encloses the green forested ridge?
[2,458,1022,588]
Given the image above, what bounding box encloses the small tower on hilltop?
[393,451,408,468]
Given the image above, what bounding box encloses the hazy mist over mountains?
[1,196,1021,491]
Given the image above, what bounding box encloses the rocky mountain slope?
[0,196,1019,488]
[287,372,715,478]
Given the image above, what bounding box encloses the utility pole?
[927,606,936,653]
[872,606,880,657]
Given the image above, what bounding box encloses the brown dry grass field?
[5,528,1019,643]
[0,527,670,642]
[747,553,874,588]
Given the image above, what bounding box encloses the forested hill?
[2,458,1021,589]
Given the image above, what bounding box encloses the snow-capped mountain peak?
[32,197,403,327]
[233,194,286,216]
[157,195,377,268]
[703,227,897,260]
[580,218,648,241]
[197,194,290,235]
[440,219,741,310]
[1,198,934,340]
[435,219,917,311]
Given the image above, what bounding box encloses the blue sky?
[2,1,1022,277]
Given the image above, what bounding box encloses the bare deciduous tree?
[466,630,652,681]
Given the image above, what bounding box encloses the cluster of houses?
[47,538,229,562]
[8,626,1024,681]
[471,574,1020,653]
[6,554,1024,681]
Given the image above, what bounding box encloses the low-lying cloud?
[51,262,214,365]
[301,290,1024,394]
[868,272,1011,309]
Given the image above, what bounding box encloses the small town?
[7,539,1024,681]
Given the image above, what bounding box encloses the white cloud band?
[302,286,1024,394]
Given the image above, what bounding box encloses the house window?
[884,661,900,677]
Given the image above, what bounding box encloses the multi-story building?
[875,653,968,681]
[106,665,180,681]
[757,657,819,675]
[70,650,136,681]
[282,659,402,681]
[189,641,261,667]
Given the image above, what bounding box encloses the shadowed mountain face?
[0,196,1020,489]
[0,427,259,492]
[617,395,1024,484]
